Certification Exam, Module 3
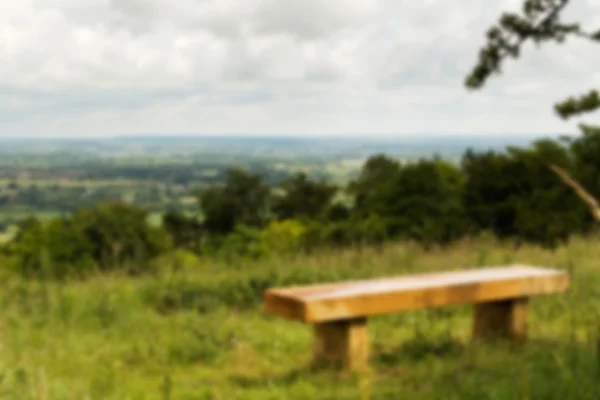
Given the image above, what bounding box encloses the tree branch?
[554,90,600,119]
[547,163,600,223]
[466,0,572,89]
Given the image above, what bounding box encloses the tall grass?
[0,236,598,399]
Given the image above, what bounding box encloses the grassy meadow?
[0,236,599,399]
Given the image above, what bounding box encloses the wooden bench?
[263,265,569,370]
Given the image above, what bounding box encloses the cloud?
[0,0,599,137]
[252,0,381,39]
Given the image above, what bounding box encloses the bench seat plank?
[264,265,569,323]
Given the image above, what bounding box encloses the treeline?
[0,182,196,215]
[0,161,292,187]
[3,132,600,278]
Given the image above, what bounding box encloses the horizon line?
[0,132,572,141]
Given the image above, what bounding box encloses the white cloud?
[0,0,599,137]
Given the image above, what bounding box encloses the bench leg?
[472,298,528,341]
[312,317,368,370]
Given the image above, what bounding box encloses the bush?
[6,202,171,279]
[215,225,263,262]
[258,219,308,256]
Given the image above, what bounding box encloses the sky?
[1,0,600,138]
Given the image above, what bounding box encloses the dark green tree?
[199,168,271,236]
[461,139,591,247]
[347,156,467,245]
[8,202,170,278]
[71,202,170,269]
[462,149,526,238]
[347,154,401,217]
[272,172,337,221]
[13,216,41,242]
[381,159,468,245]
[162,210,203,251]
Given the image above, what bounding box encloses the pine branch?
[555,90,600,119]
[465,0,572,89]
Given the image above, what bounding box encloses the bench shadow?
[374,333,467,365]
[373,334,597,368]
[228,363,349,389]
[228,336,599,391]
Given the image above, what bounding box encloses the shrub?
[216,225,263,262]
[6,202,171,279]
[258,219,308,256]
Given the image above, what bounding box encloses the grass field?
[0,237,598,399]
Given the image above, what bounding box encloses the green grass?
[0,237,599,399]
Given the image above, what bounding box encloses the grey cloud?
[252,0,380,39]
[109,0,161,19]
[1,0,600,137]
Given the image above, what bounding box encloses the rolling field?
[0,237,598,398]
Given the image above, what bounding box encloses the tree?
[465,0,600,222]
[462,149,521,238]
[71,202,170,269]
[381,159,468,244]
[461,140,591,247]
[272,172,337,221]
[199,168,271,236]
[348,156,467,245]
[162,210,203,251]
[347,154,401,217]
[8,202,171,278]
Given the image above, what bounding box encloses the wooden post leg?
[472,298,528,341]
[313,317,368,370]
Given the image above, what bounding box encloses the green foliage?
[354,214,390,246]
[465,0,582,90]
[382,159,468,244]
[215,224,263,262]
[8,135,600,267]
[555,90,600,119]
[73,202,170,267]
[258,219,308,256]
[346,156,467,246]
[8,134,600,268]
[347,154,401,217]
[322,202,351,222]
[461,142,591,247]
[7,217,93,279]
[7,202,170,278]
[162,210,203,252]
[569,127,600,201]
[199,168,271,236]
[272,172,337,221]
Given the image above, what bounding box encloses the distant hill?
[0,133,549,160]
